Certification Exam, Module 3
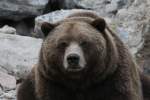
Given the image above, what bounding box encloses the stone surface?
[0,0,89,21]
[0,33,42,79]
[0,31,42,100]
[77,0,134,16]
[0,0,48,21]
[115,0,150,73]
[0,71,16,91]
[0,87,2,95]
[0,90,16,100]
[0,25,16,34]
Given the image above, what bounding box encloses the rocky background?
[0,0,149,99]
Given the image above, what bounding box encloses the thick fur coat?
[17,11,150,100]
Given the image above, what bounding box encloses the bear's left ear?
[91,18,106,32]
[41,22,56,37]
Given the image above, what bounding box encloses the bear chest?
[46,82,119,100]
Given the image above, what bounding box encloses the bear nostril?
[67,54,80,66]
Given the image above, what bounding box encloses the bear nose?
[67,54,80,66]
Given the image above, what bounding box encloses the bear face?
[40,18,118,83]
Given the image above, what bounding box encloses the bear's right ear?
[41,22,56,37]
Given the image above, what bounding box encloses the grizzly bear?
[17,11,150,100]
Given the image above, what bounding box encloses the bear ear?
[41,22,56,37]
[91,18,106,32]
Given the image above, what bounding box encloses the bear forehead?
[51,21,101,39]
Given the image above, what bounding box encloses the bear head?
[39,16,118,86]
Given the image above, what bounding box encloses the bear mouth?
[66,65,83,72]
[64,65,85,79]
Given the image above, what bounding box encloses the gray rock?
[0,90,16,100]
[0,33,42,79]
[115,3,149,54]
[115,0,150,73]
[0,71,16,91]
[0,87,2,95]
[0,25,16,34]
[0,0,89,21]
[77,0,134,16]
[0,0,48,21]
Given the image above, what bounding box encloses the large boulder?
[0,0,48,21]
[0,71,16,91]
[76,0,134,16]
[0,71,16,100]
[0,89,16,100]
[116,0,150,73]
[0,25,16,34]
[0,0,90,21]
[0,26,43,100]
[0,32,42,79]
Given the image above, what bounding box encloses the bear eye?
[80,41,90,48]
[57,41,68,49]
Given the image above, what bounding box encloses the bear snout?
[63,42,86,72]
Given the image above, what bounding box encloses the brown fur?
[141,73,150,100]
[17,11,150,100]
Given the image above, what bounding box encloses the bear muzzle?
[66,53,83,72]
[63,42,86,72]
